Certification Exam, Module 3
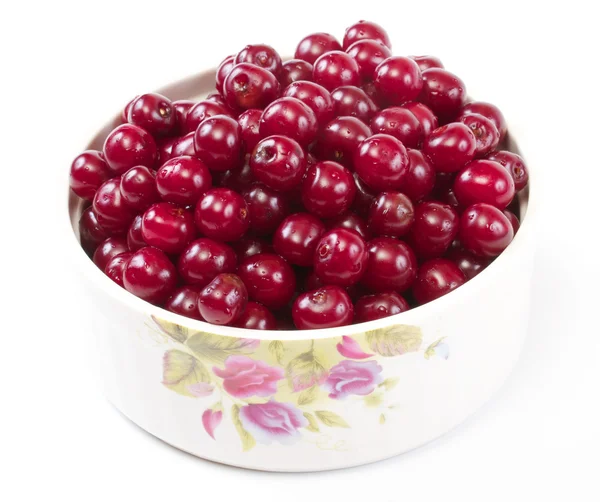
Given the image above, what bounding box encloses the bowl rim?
[65,68,537,342]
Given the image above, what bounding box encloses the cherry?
[250,135,306,191]
[459,113,500,157]
[69,150,111,201]
[292,285,354,329]
[302,160,356,218]
[419,68,466,122]
[413,258,466,304]
[171,132,196,157]
[454,159,515,209]
[178,238,237,286]
[193,115,242,172]
[120,166,159,210]
[198,273,248,325]
[234,302,277,330]
[314,116,372,169]
[313,51,360,91]
[156,155,212,205]
[141,202,196,254]
[409,55,444,72]
[409,201,458,258]
[423,123,476,173]
[370,107,422,148]
[354,134,409,191]
[447,248,488,280]
[103,124,158,175]
[223,63,280,110]
[403,149,436,202]
[93,237,129,270]
[157,136,177,165]
[279,59,313,87]
[237,109,262,152]
[232,236,273,261]
[459,203,514,257]
[343,20,391,50]
[127,93,175,137]
[104,252,132,287]
[79,207,110,255]
[402,102,438,139]
[165,285,204,321]
[351,172,377,216]
[346,39,392,82]
[93,177,136,233]
[121,96,137,123]
[460,101,507,141]
[215,55,236,94]
[273,213,325,266]
[283,80,335,126]
[295,32,342,65]
[361,237,417,293]
[236,44,282,77]
[503,210,520,234]
[219,159,255,192]
[259,97,318,147]
[369,192,414,237]
[195,188,249,241]
[242,183,289,235]
[127,215,146,252]
[314,229,368,287]
[331,86,378,123]
[238,253,296,309]
[355,291,409,322]
[487,150,529,191]
[326,212,370,240]
[184,100,233,134]
[123,247,177,304]
[172,100,195,135]
[374,56,423,105]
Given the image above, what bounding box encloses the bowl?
[66,68,536,472]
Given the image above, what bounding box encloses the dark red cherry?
[403,149,436,202]
[295,32,342,65]
[172,100,195,136]
[184,100,233,134]
[103,124,158,175]
[361,237,417,293]
[419,68,466,122]
[93,237,129,270]
[459,113,500,157]
[409,55,444,72]
[157,136,177,165]
[141,202,196,254]
[104,252,132,287]
[127,215,146,252]
[351,172,377,216]
[79,207,110,255]
[232,236,274,261]
[193,115,242,172]
[127,93,175,137]
[369,192,414,237]
[312,51,360,91]
[402,102,438,139]
[238,253,296,309]
[69,150,111,201]
[423,123,476,173]
[292,285,354,329]
[215,55,236,94]
[503,210,520,234]
[93,177,137,233]
[409,201,459,258]
[165,285,204,321]
[259,97,318,147]
[194,188,249,241]
[242,183,289,235]
[354,134,409,191]
[198,273,248,325]
[355,291,410,322]
[343,20,391,50]
[250,135,306,191]
[218,159,255,192]
[178,238,237,287]
[454,159,515,209]
[314,229,368,287]
[236,44,282,77]
[156,155,212,205]
[331,86,378,123]
[370,107,422,148]
[487,151,529,191]
[170,132,196,157]
[460,101,507,141]
[326,211,370,240]
[374,56,423,105]
[283,80,335,126]
[279,59,314,87]
[237,109,262,152]
[459,203,514,257]
[223,63,280,111]
[314,116,372,169]
[413,258,466,304]
[120,166,159,210]
[123,247,177,305]
[302,160,356,218]
[346,39,392,82]
[273,213,325,267]
[447,248,489,280]
[234,302,277,330]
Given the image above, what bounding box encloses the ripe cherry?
[292,286,354,329]
[198,273,248,325]
[454,159,515,209]
[123,247,177,304]
[178,238,237,286]
[413,258,466,304]
[141,202,196,254]
[374,56,423,105]
[259,97,318,147]
[370,107,422,148]
[194,115,243,172]
[361,237,417,293]
[156,156,212,205]
[313,51,360,91]
[354,134,409,191]
[295,32,342,65]
[279,59,314,87]
[103,124,158,175]
[165,285,204,321]
[283,80,335,126]
[236,44,282,77]
[343,20,391,50]
[127,93,175,137]
[238,253,296,309]
[409,201,459,258]
[423,123,476,173]
[369,192,414,238]
[314,116,372,169]
[314,229,368,287]
[194,188,249,241]
[69,150,111,201]
[234,302,277,330]
[355,291,409,322]
[250,135,306,191]
[223,63,280,110]
[301,160,356,218]
[459,203,514,257]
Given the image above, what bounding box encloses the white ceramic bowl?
[66,69,536,472]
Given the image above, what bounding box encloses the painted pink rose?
[239,401,308,445]
[322,360,383,399]
[213,355,284,398]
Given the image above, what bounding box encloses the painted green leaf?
[286,348,327,392]
[424,337,446,359]
[365,325,423,357]
[153,316,190,343]
[268,340,285,365]
[379,377,399,391]
[162,350,210,397]
[186,332,259,362]
[315,410,350,428]
[303,412,320,433]
[231,405,256,452]
[379,413,386,425]
[364,392,384,408]
[297,385,319,406]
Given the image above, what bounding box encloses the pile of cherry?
[71,20,528,330]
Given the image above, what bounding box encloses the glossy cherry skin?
[374,56,423,105]
[423,123,476,173]
[234,302,277,330]
[354,134,409,191]
[294,32,342,65]
[193,115,242,172]
[369,192,414,237]
[447,248,489,280]
[314,228,368,287]
[419,68,466,122]
[120,166,159,210]
[459,113,500,157]
[409,55,444,72]
[346,39,392,82]
[141,203,196,254]
[171,100,195,136]
[302,161,356,218]
[502,210,519,234]
[170,132,196,157]
[409,201,459,258]
[259,97,318,147]
[123,247,177,304]
[242,183,289,235]
[274,213,325,266]
[283,81,335,126]
[403,149,436,202]
[315,116,372,169]
[313,51,360,91]
[69,150,111,201]
[232,236,273,261]
[237,109,262,152]
[402,102,438,139]
[127,215,146,251]
[218,159,255,192]
[236,44,282,77]
[103,124,158,175]
[122,96,137,123]
[127,93,175,137]
[250,135,306,191]
[326,211,370,240]
[178,238,237,286]
[370,107,421,148]
[459,203,514,257]
[413,258,466,304]
[194,188,249,241]
[487,151,529,191]
[156,155,212,206]
[157,136,177,165]
[454,159,515,209]
[355,291,410,322]
[79,207,110,254]
[279,59,313,87]
[223,63,280,111]
[104,252,132,287]
[292,286,354,329]
[93,237,129,270]
[460,101,507,141]
[215,55,236,94]
[238,253,296,309]
[165,285,204,320]
[198,273,248,325]
[343,20,391,50]
[331,86,378,123]
[361,238,417,293]
[351,172,377,216]
[93,177,137,233]
[184,100,233,134]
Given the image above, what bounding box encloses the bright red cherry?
[79,207,110,255]
[361,237,417,293]
[314,229,368,287]
[198,273,248,325]
[419,68,466,122]
[93,237,129,270]
[193,115,242,172]
[313,51,360,91]
[343,20,391,50]
[487,151,529,191]
[238,253,296,309]
[459,113,500,157]
[403,149,436,202]
[409,55,444,72]
[194,188,249,241]
[120,166,159,210]
[93,177,137,233]
[355,291,410,322]
[127,215,146,252]
[326,212,370,240]
[295,32,342,65]
[402,102,438,139]
[374,56,423,105]
[165,285,204,320]
[273,213,325,266]
[242,183,289,235]
[156,155,212,206]
[259,97,318,147]
[184,100,233,134]
[331,86,378,123]
[127,93,175,137]
[234,302,277,330]
[293,286,354,329]
[103,124,158,175]
[123,247,177,305]
[314,116,372,169]
[236,44,282,77]
[104,252,132,287]
[302,161,356,218]
[178,238,237,286]
[423,123,476,173]
[283,81,335,126]
[354,134,409,191]
[69,150,111,201]
[370,107,422,148]
[454,160,515,209]
[279,59,313,87]
[459,203,514,257]
[141,202,196,254]
[237,109,262,152]
[223,63,280,110]
[369,192,414,237]
[460,101,507,141]
[170,132,195,157]
[409,201,459,258]
[215,55,236,94]
[413,258,466,304]
[250,135,306,191]
[346,39,392,82]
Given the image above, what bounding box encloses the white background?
[1,0,599,500]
